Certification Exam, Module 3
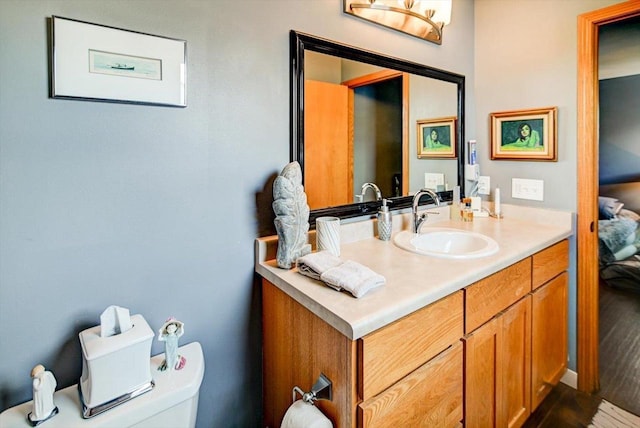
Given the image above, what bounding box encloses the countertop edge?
[256,206,574,340]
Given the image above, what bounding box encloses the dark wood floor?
[523,382,602,428]
[521,283,640,427]
[598,282,640,416]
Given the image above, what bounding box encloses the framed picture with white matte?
[50,16,187,107]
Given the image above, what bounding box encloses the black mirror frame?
[290,30,465,225]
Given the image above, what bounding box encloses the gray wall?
[473,0,615,210]
[599,19,640,185]
[599,75,640,184]
[473,0,618,373]
[599,16,640,80]
[1,0,625,425]
[0,1,474,426]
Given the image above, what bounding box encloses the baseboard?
[560,369,578,389]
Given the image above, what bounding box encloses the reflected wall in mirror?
[291,31,465,222]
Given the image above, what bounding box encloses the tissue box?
[79,314,154,412]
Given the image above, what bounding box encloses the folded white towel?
[320,260,386,298]
[296,251,344,280]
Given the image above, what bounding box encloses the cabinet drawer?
[532,239,569,290]
[465,259,531,333]
[359,291,463,399]
[358,341,463,427]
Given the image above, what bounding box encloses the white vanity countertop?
[255,204,573,340]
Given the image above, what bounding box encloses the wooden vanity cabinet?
[464,316,502,427]
[357,291,463,427]
[464,261,532,428]
[261,239,568,428]
[262,282,358,428]
[262,281,464,428]
[463,240,569,428]
[501,296,533,428]
[358,290,463,399]
[465,296,532,428]
[358,341,463,427]
[531,272,568,408]
[531,240,569,409]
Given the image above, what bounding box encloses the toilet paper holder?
[292,373,333,404]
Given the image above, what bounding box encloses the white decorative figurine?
[158,318,186,371]
[273,161,312,269]
[29,365,58,426]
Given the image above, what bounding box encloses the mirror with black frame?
[290,30,465,224]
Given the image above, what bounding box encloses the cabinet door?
[464,318,502,428]
[358,341,463,427]
[500,296,531,428]
[531,272,568,409]
[465,297,531,428]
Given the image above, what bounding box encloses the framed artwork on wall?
[490,107,558,161]
[50,16,187,107]
[417,116,457,159]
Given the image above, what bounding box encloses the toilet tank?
[97,341,205,428]
[131,392,199,428]
[0,342,205,428]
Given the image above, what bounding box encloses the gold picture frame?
[490,107,557,161]
[417,116,457,159]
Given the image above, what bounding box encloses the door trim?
[576,0,640,393]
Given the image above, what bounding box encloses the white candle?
[495,188,501,216]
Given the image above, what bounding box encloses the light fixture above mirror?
[344,0,452,45]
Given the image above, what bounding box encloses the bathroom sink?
[393,228,499,259]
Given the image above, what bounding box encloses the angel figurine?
[158,318,186,371]
[29,365,58,426]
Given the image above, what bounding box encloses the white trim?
[560,368,578,389]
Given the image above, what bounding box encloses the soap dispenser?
[377,199,393,241]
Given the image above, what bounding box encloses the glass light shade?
[420,0,452,25]
[346,0,450,44]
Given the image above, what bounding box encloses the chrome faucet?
[412,188,441,233]
[360,182,382,201]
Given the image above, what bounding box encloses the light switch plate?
[512,178,544,201]
[425,173,445,191]
[477,176,490,195]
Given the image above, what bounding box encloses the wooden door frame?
[342,70,410,196]
[576,0,640,393]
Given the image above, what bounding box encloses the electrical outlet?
[512,178,544,201]
[477,176,490,195]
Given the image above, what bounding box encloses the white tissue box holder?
[78,314,154,418]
